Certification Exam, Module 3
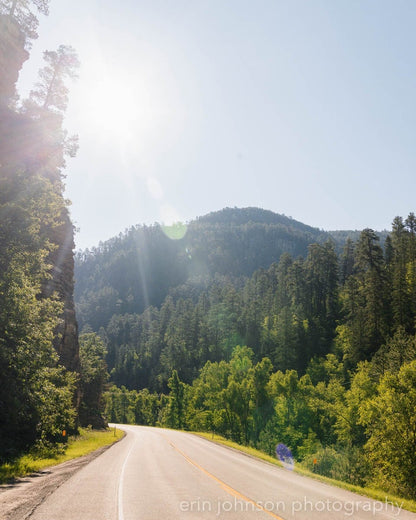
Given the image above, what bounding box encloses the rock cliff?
[0,17,81,383]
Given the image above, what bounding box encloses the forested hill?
[74,207,391,332]
[74,207,331,330]
[196,207,320,231]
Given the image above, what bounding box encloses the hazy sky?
[18,0,416,250]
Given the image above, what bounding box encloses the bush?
[302,445,370,486]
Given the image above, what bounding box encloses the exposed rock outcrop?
[0,15,29,106]
[0,20,80,388]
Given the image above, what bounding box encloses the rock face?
[0,15,29,106]
[49,213,82,376]
[0,20,81,382]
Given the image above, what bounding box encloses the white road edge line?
[118,430,136,520]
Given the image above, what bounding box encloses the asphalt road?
[17,425,416,519]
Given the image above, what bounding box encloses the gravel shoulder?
[0,439,124,520]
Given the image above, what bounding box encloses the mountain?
[75,207,337,331]
[196,207,320,231]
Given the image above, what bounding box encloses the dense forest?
[74,208,331,331]
[76,211,416,499]
[74,207,388,332]
[0,0,104,462]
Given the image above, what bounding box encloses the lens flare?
[275,443,294,470]
[161,222,187,240]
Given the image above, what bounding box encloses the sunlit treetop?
[25,44,79,115]
[0,0,49,46]
[22,44,80,172]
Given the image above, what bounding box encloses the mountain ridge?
[74,206,388,332]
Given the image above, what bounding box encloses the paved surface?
[1,425,415,519]
[0,441,121,520]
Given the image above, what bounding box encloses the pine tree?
[0,0,49,45]
[166,370,185,429]
[390,217,411,331]
[340,238,355,285]
[354,229,389,357]
[25,44,79,114]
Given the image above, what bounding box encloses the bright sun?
[72,59,157,144]
[79,76,144,140]
[89,80,136,129]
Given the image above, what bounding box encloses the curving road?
[10,425,416,519]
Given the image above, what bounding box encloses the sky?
[17,0,416,250]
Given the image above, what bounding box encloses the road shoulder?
[0,433,126,520]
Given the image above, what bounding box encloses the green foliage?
[0,172,78,459]
[75,210,416,501]
[332,362,375,448]
[302,445,369,486]
[360,361,416,499]
[104,385,167,427]
[74,208,332,332]
[186,360,230,433]
[130,388,162,426]
[306,353,344,385]
[104,338,416,501]
[340,229,389,363]
[32,367,77,450]
[166,370,185,429]
[371,327,416,377]
[0,236,62,458]
[0,427,124,484]
[79,332,109,428]
[0,11,80,460]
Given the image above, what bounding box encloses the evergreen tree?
[352,229,389,358]
[340,238,355,285]
[79,332,109,428]
[390,216,412,331]
[25,44,79,114]
[166,370,185,429]
[405,212,416,330]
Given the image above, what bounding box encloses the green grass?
[0,427,124,484]
[193,432,416,514]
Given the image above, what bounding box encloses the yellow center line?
[162,434,285,520]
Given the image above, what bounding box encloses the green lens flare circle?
[161,223,187,240]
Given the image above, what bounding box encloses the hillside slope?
[74,207,331,330]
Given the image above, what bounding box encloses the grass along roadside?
[193,431,416,514]
[0,427,124,484]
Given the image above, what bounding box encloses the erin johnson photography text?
[179,496,404,517]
